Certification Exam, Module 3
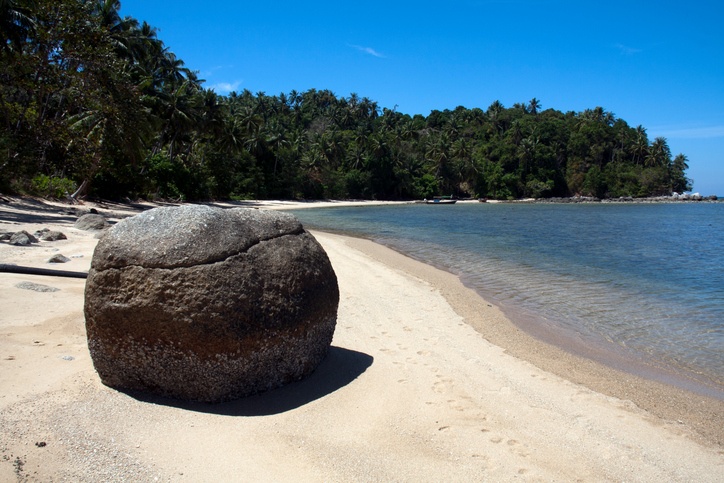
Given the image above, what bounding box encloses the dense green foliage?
[1,0,692,201]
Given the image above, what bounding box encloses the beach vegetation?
[0,0,693,201]
[30,174,77,199]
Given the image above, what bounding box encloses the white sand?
[1,197,722,481]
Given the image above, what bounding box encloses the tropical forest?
[1,0,693,202]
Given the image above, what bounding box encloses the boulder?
[36,229,67,241]
[84,205,339,402]
[9,230,38,246]
[48,254,71,263]
[74,213,108,231]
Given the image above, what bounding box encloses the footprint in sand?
[506,439,531,458]
[432,378,454,394]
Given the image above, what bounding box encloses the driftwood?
[0,264,88,279]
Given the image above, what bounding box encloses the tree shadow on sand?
[120,346,373,416]
[1,198,80,226]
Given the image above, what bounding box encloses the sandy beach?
[1,196,722,482]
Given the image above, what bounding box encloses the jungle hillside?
[1,0,693,201]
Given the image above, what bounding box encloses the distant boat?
[425,196,457,205]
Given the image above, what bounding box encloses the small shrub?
[30,175,77,198]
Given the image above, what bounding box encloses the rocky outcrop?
[84,205,339,402]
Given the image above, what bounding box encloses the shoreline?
[1,196,722,480]
[3,196,723,444]
[333,227,724,402]
[336,233,724,448]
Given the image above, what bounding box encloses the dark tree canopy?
[1,0,693,201]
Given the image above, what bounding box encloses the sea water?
[288,202,724,398]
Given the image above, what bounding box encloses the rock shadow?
[120,346,373,416]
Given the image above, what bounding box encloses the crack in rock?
[91,205,304,271]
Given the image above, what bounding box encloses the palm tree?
[487,100,504,136]
[120,21,162,67]
[360,96,379,121]
[238,104,263,137]
[646,137,671,168]
[425,131,451,178]
[632,125,648,165]
[0,0,36,52]
[66,83,150,199]
[518,136,539,175]
[265,120,289,174]
[348,126,369,169]
[93,0,122,29]
[513,102,529,114]
[528,98,541,115]
[670,154,691,193]
[158,49,194,87]
[509,120,524,146]
[156,79,203,160]
[452,137,476,190]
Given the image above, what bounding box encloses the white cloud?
[202,65,234,78]
[650,125,724,139]
[615,43,642,55]
[207,81,242,94]
[349,44,386,58]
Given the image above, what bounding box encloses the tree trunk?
[70,179,89,202]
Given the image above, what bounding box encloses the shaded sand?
[1,197,723,481]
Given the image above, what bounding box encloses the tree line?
[1,0,692,201]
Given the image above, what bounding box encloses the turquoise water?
[288,203,724,397]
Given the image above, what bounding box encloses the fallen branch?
[0,264,88,279]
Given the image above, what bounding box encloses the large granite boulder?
[84,205,339,402]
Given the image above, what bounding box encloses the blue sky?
[119,1,724,195]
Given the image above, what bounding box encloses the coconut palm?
[155,79,203,160]
[646,137,671,168]
[528,98,542,115]
[0,0,36,51]
[632,125,648,165]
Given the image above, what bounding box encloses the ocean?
[287,202,724,399]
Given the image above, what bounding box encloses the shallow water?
[288,203,724,396]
